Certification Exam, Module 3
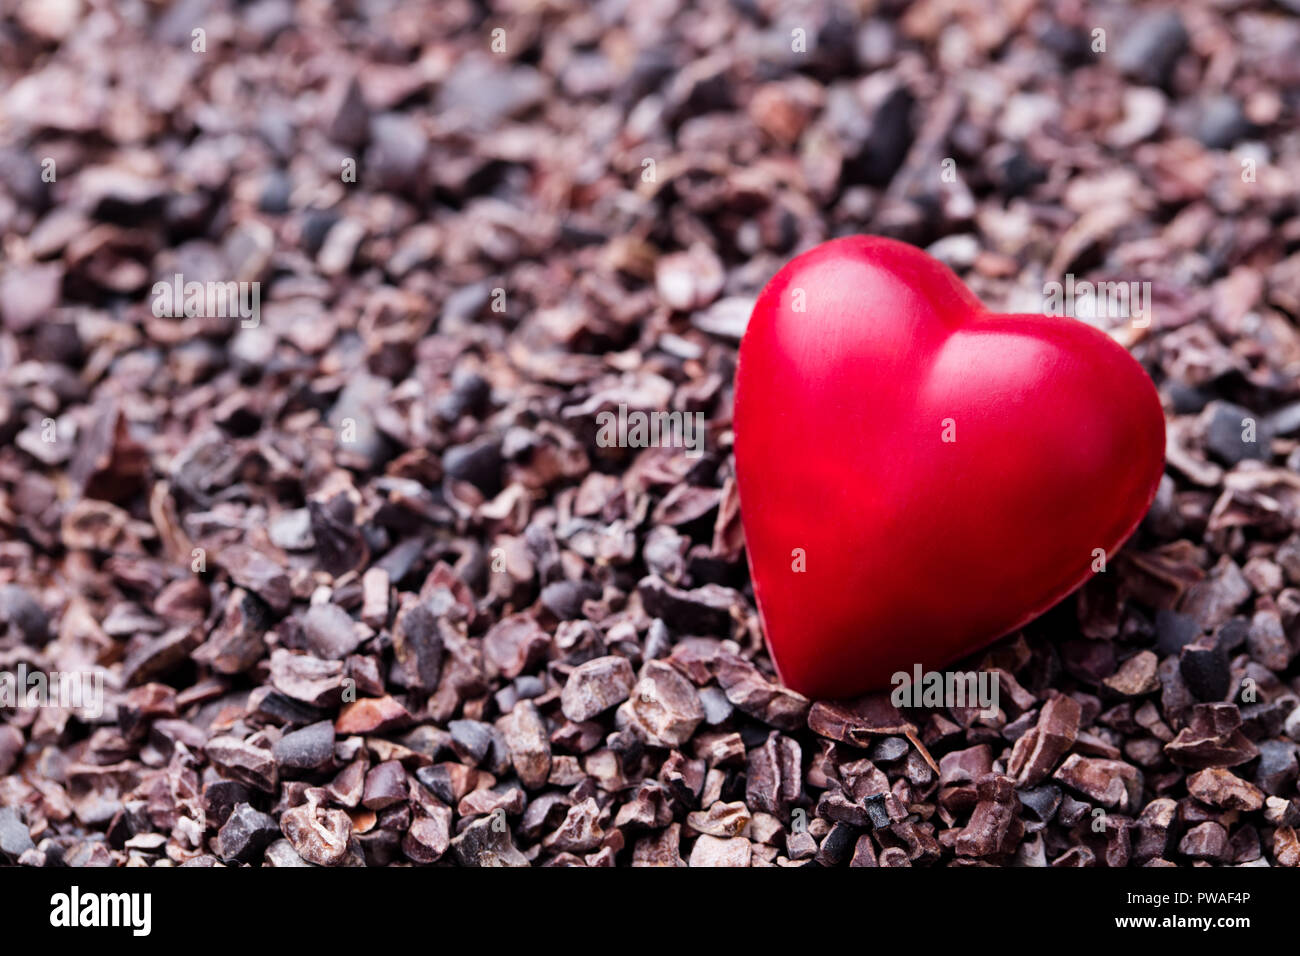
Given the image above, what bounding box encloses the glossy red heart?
[733,236,1165,700]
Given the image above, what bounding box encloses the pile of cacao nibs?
[1,0,1298,866]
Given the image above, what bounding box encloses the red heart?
[733,236,1165,700]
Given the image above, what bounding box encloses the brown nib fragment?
[560,655,635,722]
[1186,768,1264,811]
[1104,651,1160,696]
[1010,694,1081,786]
[1166,704,1260,769]
[956,774,1024,859]
[617,660,705,746]
[451,815,529,867]
[1053,755,1142,811]
[335,696,414,735]
[280,801,354,866]
[716,654,809,732]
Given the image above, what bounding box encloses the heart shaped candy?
[733,236,1165,699]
